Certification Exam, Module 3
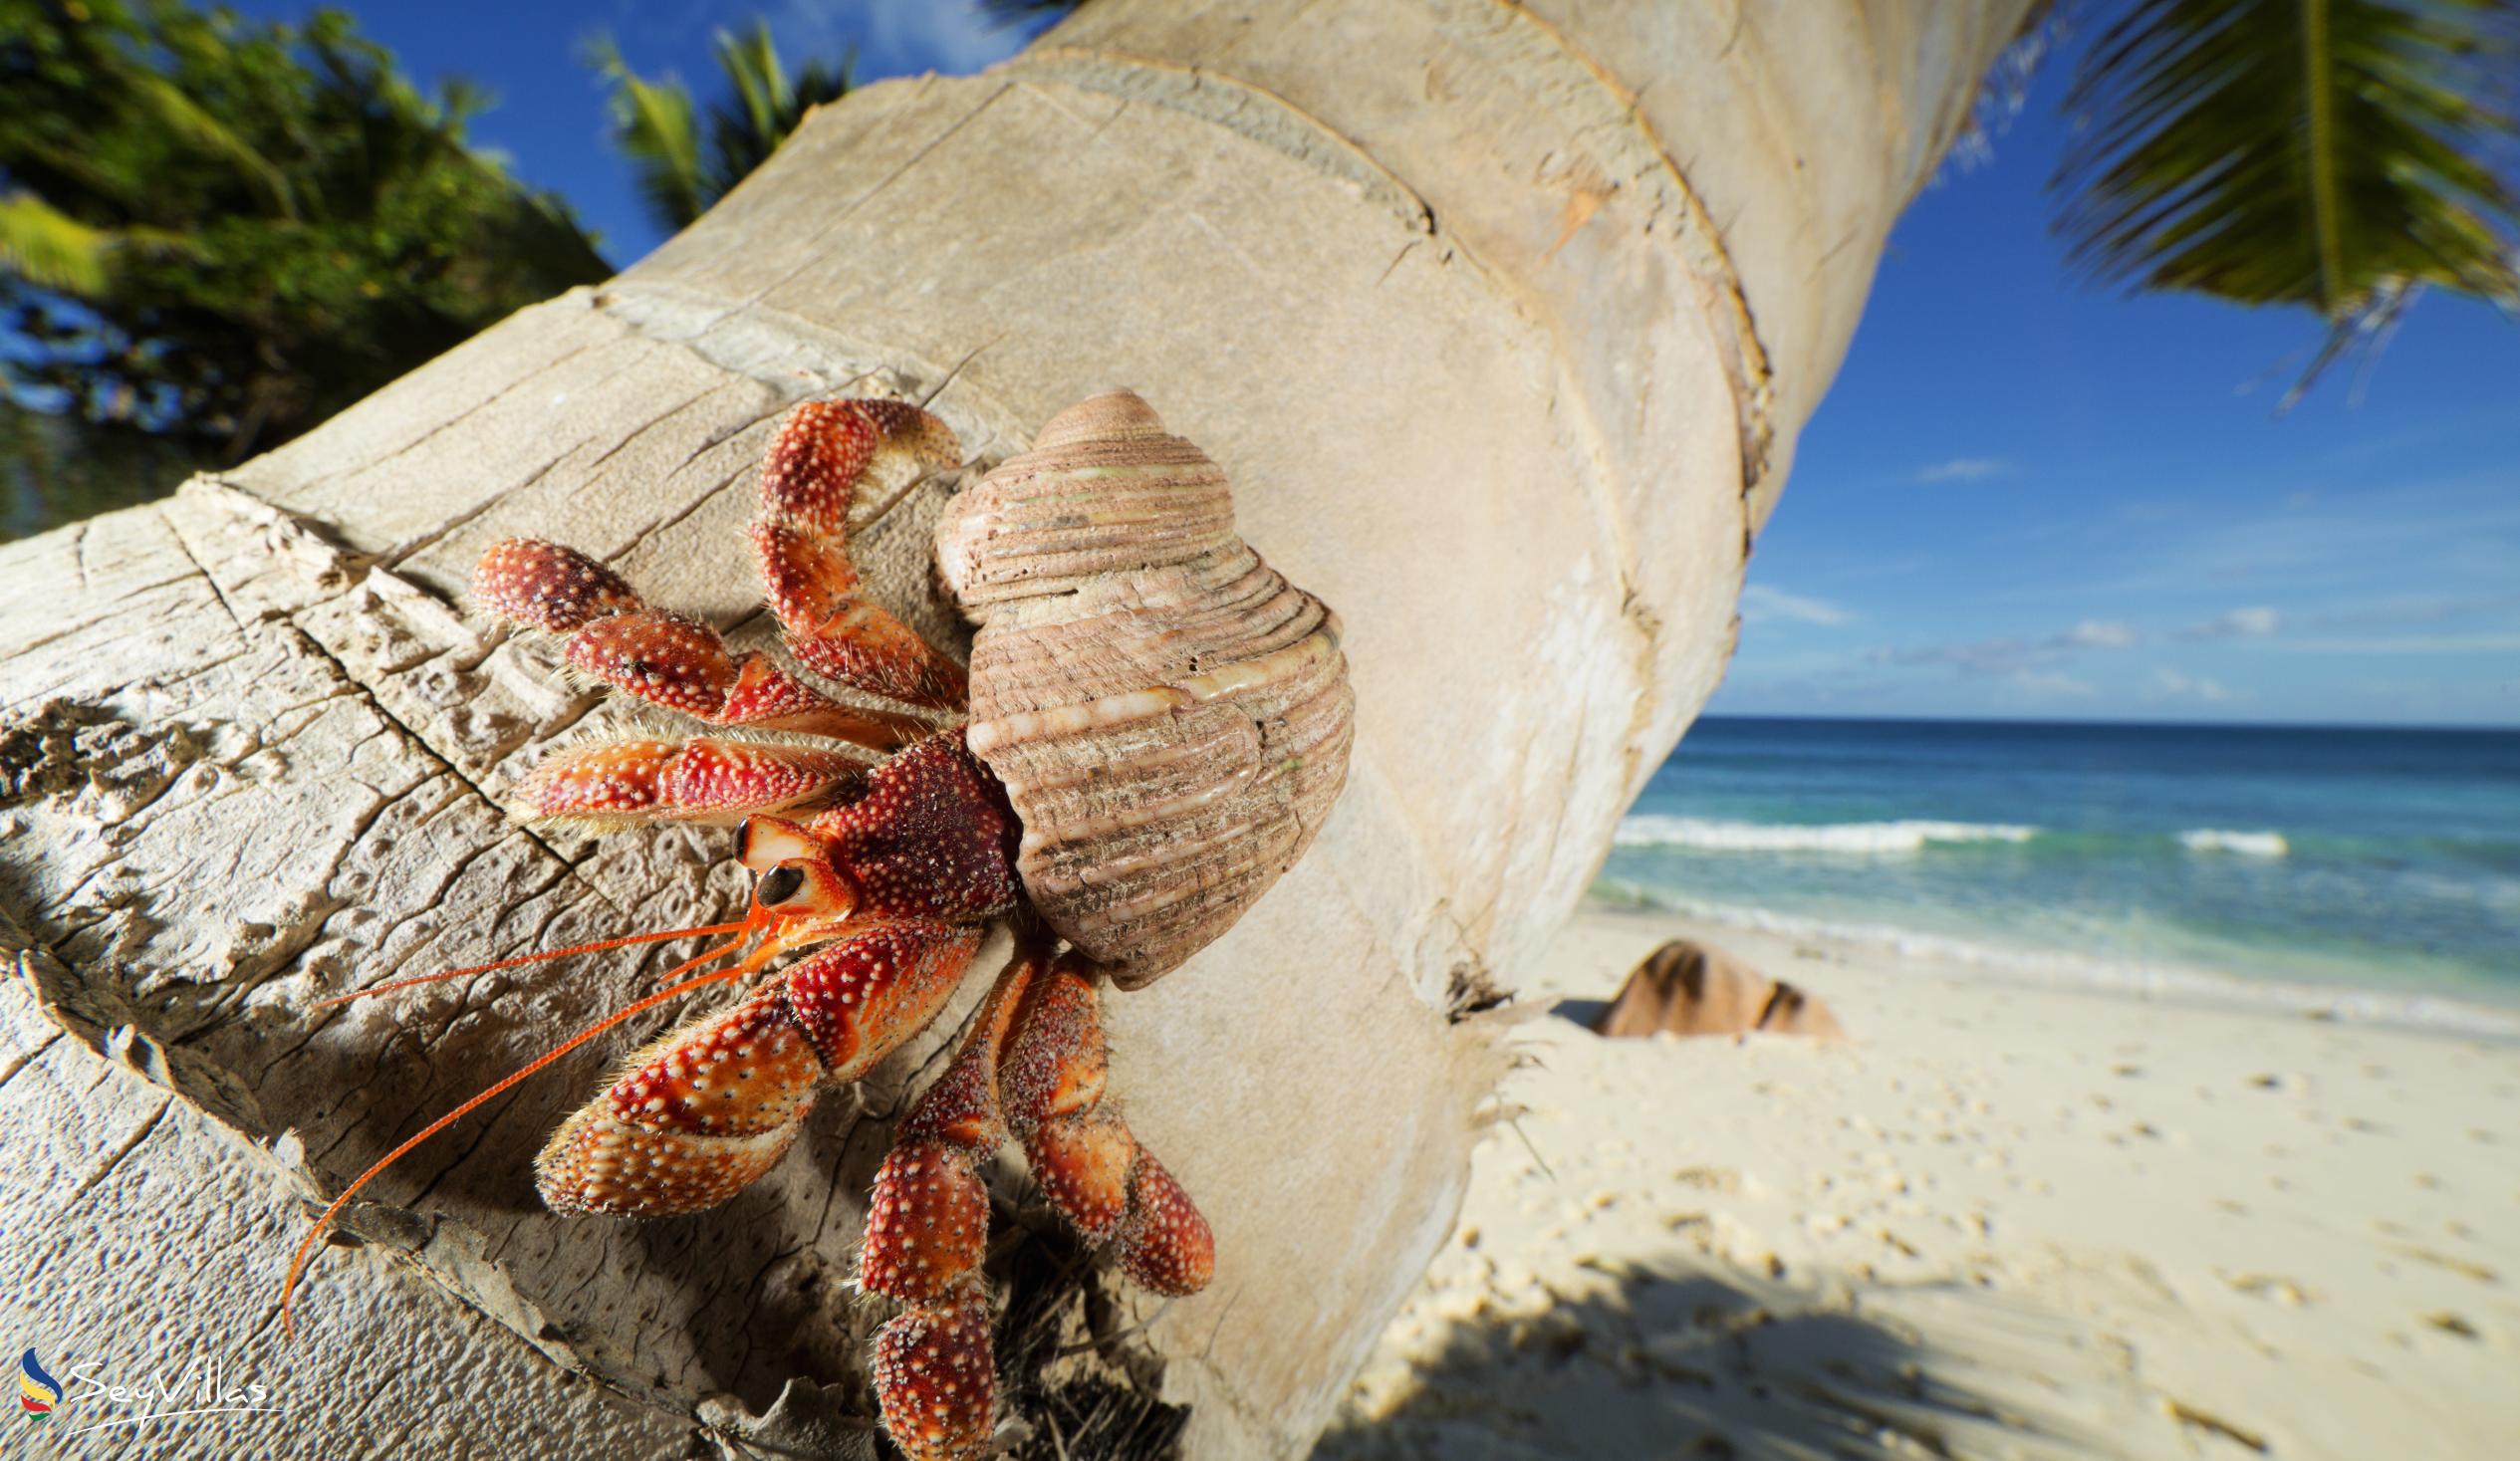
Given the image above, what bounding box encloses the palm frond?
[715,22,791,146]
[435,77,496,130]
[0,190,201,301]
[2,0,605,462]
[700,24,850,217]
[2054,0,2520,401]
[590,36,707,232]
[0,193,116,296]
[126,73,301,220]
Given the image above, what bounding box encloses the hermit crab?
[279,389,1354,1460]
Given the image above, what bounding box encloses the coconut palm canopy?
[0,0,610,460]
[588,20,855,235]
[2051,0,2520,402]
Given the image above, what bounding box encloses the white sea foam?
[1613,816,2039,853]
[1584,883,2520,1038]
[2178,829,2290,857]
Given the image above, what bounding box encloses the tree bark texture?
[0,3,2035,1456]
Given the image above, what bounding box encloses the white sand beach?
[1314,905,2520,1461]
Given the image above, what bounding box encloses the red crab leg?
[535,918,984,1217]
[863,938,1046,1461]
[473,537,932,749]
[752,399,969,710]
[512,737,866,827]
[861,943,1215,1461]
[1001,952,1215,1298]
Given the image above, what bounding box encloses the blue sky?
[218,0,1049,263]
[1721,47,2520,730]
[233,1,2519,727]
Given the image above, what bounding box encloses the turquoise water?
[1598,717,2520,1008]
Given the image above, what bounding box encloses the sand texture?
[1315,906,2520,1460]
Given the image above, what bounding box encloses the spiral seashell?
[936,391,1354,989]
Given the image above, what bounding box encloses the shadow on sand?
[1312,1252,2142,1461]
[1549,996,1613,1029]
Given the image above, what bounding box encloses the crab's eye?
[757,865,807,908]
[747,852,856,920]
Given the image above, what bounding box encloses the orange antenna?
[308,917,763,1011]
[279,927,786,1333]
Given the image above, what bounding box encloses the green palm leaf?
[3,2,607,461]
[0,193,115,296]
[716,22,792,147]
[591,23,853,235]
[0,193,199,297]
[590,36,708,231]
[2054,0,2520,400]
[126,73,300,220]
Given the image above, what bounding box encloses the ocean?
[1596,716,2520,1013]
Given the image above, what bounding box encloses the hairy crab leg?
[753,398,970,710]
[861,937,1047,1461]
[473,537,935,748]
[511,736,869,827]
[1001,952,1215,1298]
[860,942,1215,1461]
[286,725,1019,1327]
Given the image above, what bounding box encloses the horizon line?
[1694,710,2520,735]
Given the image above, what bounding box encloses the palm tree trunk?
[0,3,2034,1456]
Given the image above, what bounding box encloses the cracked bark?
[0,3,2033,1457]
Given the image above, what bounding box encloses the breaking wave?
[1582,883,2520,1036]
[1612,817,2039,854]
[2178,829,2290,857]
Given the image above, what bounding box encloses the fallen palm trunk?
[0,3,2031,1455]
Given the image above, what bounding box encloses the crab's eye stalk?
[738,816,818,871]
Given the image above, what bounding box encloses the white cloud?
[2007,485,2520,602]
[2058,618,2138,648]
[1875,617,2141,676]
[2320,592,2520,628]
[1740,586,1853,626]
[2180,606,2282,640]
[1913,456,2014,484]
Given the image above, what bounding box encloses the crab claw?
[475,534,935,750]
